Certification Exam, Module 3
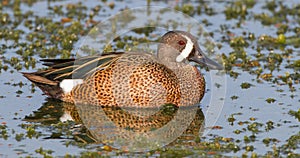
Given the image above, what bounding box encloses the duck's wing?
[22,52,124,98]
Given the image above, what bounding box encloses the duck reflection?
[24,99,205,151]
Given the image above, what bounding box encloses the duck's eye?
[178,40,186,45]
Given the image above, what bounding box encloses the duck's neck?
[161,59,190,70]
[157,47,190,70]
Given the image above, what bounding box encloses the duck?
[22,30,222,107]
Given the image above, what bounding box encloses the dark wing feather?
[41,59,75,67]
[37,53,123,81]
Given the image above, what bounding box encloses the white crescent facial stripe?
[176,35,194,62]
[60,79,83,93]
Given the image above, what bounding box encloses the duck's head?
[158,30,223,70]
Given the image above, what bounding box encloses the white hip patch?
[60,79,83,93]
[60,111,74,122]
[176,35,194,62]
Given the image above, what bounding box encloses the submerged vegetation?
[0,0,299,157]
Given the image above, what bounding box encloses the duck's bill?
[188,49,223,70]
[193,55,223,70]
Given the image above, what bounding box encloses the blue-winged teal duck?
[23,31,222,107]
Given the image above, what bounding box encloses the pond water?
[0,0,299,157]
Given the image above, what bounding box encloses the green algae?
[288,109,300,122]
[224,0,256,20]
[265,98,276,104]
[230,36,249,47]
[230,95,239,100]
[35,147,54,158]
[240,82,253,89]
[0,124,9,140]
[174,4,195,16]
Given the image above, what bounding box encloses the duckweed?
[257,14,278,26]
[247,122,263,134]
[234,129,242,134]
[262,137,279,146]
[245,145,254,152]
[15,133,25,141]
[231,95,239,100]
[227,115,236,125]
[265,98,276,104]
[276,34,286,44]
[240,82,252,89]
[282,132,300,151]
[35,147,54,158]
[288,109,300,122]
[15,90,23,94]
[230,36,249,47]
[276,24,288,35]
[175,4,195,16]
[224,0,256,20]
[260,73,272,81]
[265,121,274,131]
[291,60,300,68]
[26,126,40,139]
[0,124,9,140]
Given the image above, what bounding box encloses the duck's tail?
[22,72,63,99]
